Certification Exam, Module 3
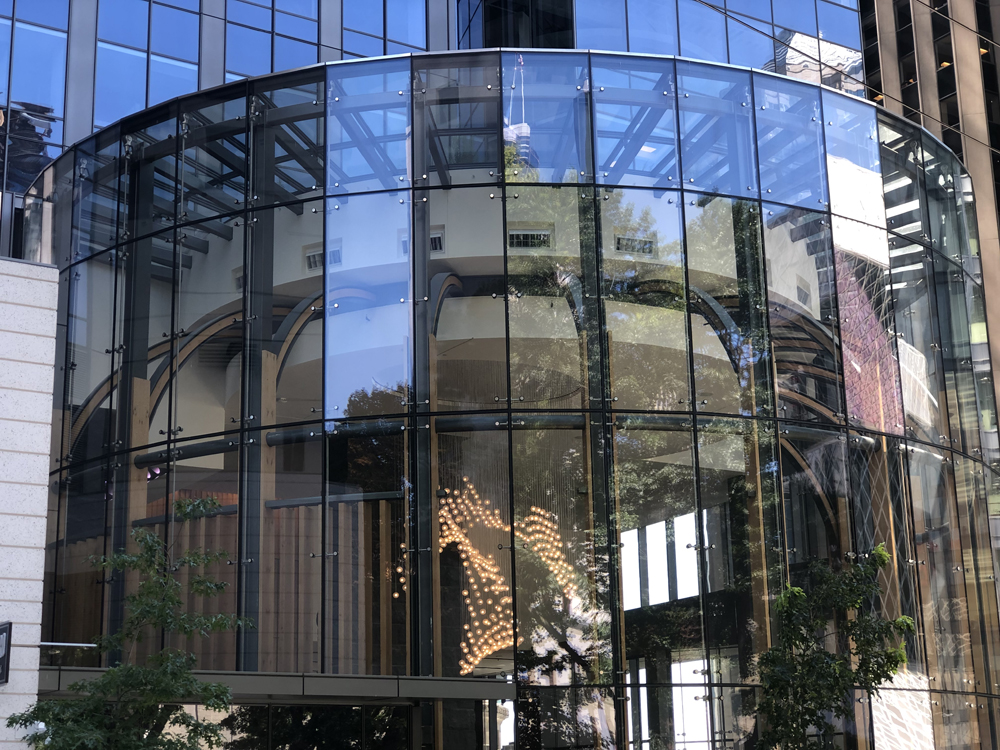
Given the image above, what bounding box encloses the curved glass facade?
[25,51,1000,749]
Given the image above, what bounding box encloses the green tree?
[7,496,249,750]
[755,543,915,749]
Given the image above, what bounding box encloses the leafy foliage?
[7,496,249,750]
[755,543,915,749]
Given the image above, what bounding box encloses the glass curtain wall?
[30,51,1000,750]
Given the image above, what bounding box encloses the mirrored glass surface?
[773,29,822,85]
[823,90,884,227]
[591,55,678,188]
[923,136,966,262]
[753,74,828,209]
[387,0,426,47]
[11,22,67,119]
[94,43,147,130]
[763,203,842,423]
[677,63,758,199]
[414,186,506,412]
[879,115,928,243]
[413,53,502,187]
[507,185,599,410]
[517,688,617,750]
[325,192,411,420]
[832,217,904,435]
[686,193,771,417]
[600,187,687,411]
[501,52,592,183]
[577,0,626,51]
[327,58,410,195]
[678,0,728,64]
[728,15,777,71]
[626,0,679,55]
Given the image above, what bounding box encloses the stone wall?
[0,258,58,749]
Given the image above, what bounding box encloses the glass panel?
[615,420,705,685]
[626,0,678,55]
[11,22,67,118]
[327,58,410,195]
[623,682,715,750]
[763,203,843,424]
[6,138,62,195]
[226,22,271,78]
[414,186,506,412]
[728,15,777,71]
[678,0,727,64]
[325,192,411,420]
[832,216,904,435]
[269,705,362,746]
[273,36,316,70]
[501,52,592,184]
[251,69,325,206]
[817,0,861,49]
[512,420,612,685]
[172,217,246,438]
[774,29,822,85]
[823,90,883,227]
[820,41,865,97]
[728,0,771,20]
[257,430,323,672]
[686,194,771,417]
[698,418,782,685]
[879,114,928,243]
[779,424,850,576]
[933,255,979,456]
[121,230,177,448]
[966,283,998,468]
[413,52,502,187]
[73,128,122,262]
[517,687,617,750]
[122,111,179,241]
[94,43,147,129]
[50,271,70,472]
[753,74,828,209]
[65,253,117,468]
[343,29,383,57]
[326,420,410,675]
[576,0,626,51]
[165,435,241,670]
[16,0,68,28]
[773,0,817,34]
[98,0,149,49]
[890,236,950,447]
[431,415,512,677]
[179,91,247,225]
[386,0,425,46]
[344,0,383,36]
[148,55,198,107]
[677,62,758,199]
[600,187,687,411]
[591,55,679,188]
[245,200,323,427]
[150,4,199,62]
[923,136,966,262]
[907,444,973,692]
[507,185,599,410]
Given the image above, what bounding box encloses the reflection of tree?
[221,705,407,750]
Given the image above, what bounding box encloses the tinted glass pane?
[179,93,247,224]
[967,283,998,467]
[227,22,271,77]
[616,422,705,675]
[431,416,512,677]
[817,0,860,49]
[98,0,149,49]
[727,0,771,21]
[326,421,410,674]
[6,138,62,194]
[148,55,198,106]
[774,29,822,85]
[686,194,771,417]
[727,15,776,71]
[879,115,928,243]
[121,113,179,240]
[275,11,317,41]
[150,4,199,62]
[228,0,271,30]
[600,187,688,410]
[753,74,828,209]
[325,192,411,420]
[923,136,966,261]
[16,0,68,28]
[891,236,950,446]
[592,55,678,188]
[576,0,626,51]
[0,19,10,107]
[172,219,246,438]
[934,255,979,456]
[249,201,323,426]
[773,0,817,34]
[819,40,865,96]
[501,52,592,183]
[677,62,758,199]
[833,217,903,435]
[269,706,362,745]
[387,0,426,47]
[678,0,727,64]
[764,204,842,423]
[73,129,121,261]
[513,422,612,684]
[327,58,410,194]
[342,29,383,57]
[95,43,147,129]
[413,52,501,187]
[823,90,883,227]
[11,22,67,118]
[626,0,678,55]
[344,0,383,35]
[251,70,325,205]
[698,418,782,684]
[273,35,316,70]
[414,187,506,411]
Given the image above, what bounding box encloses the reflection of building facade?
[20,45,1000,749]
